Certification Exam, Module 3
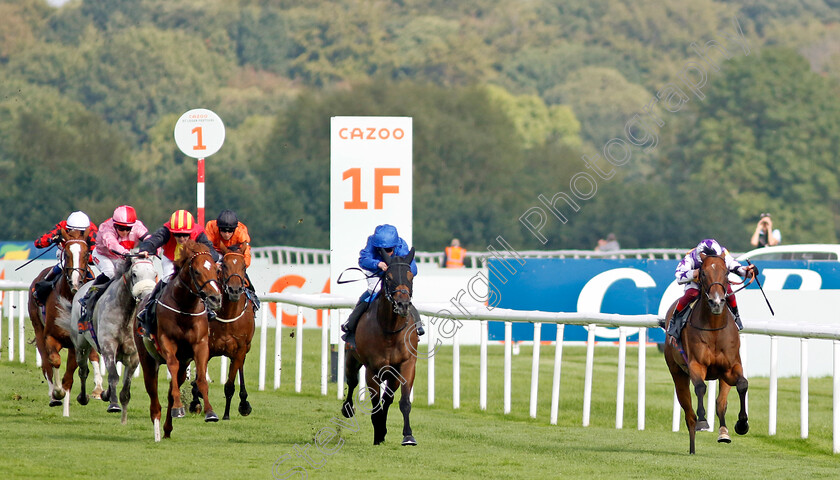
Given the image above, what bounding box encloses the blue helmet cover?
[372,224,399,248]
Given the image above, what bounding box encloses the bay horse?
[27,228,104,410]
[189,244,255,420]
[664,253,749,454]
[133,240,222,441]
[59,254,157,422]
[342,248,418,446]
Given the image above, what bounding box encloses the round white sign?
[174,108,225,158]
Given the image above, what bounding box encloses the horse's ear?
[218,242,229,256]
[406,247,416,264]
[700,252,707,261]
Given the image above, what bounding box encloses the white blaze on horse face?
[204,260,212,271]
[68,242,82,287]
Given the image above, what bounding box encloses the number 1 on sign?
[192,127,207,151]
[342,167,400,210]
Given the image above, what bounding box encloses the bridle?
[175,251,218,301]
[692,255,731,332]
[62,238,89,289]
[381,261,413,305]
[220,252,248,298]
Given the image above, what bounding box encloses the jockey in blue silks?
[340,224,424,347]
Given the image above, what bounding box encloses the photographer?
[750,213,781,247]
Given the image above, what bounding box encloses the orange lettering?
[350,128,363,139]
[374,168,400,209]
[342,168,368,209]
[269,275,306,327]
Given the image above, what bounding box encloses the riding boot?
[137,280,165,338]
[79,274,111,332]
[668,306,690,340]
[33,265,61,305]
[729,305,744,330]
[409,304,425,336]
[245,280,260,311]
[340,294,370,347]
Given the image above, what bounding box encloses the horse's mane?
[175,240,211,269]
[113,258,131,278]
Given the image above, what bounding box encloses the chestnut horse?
[134,240,222,441]
[664,253,749,454]
[342,248,419,446]
[28,228,103,411]
[189,244,255,420]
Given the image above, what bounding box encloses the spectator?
[750,213,781,248]
[444,238,466,268]
[595,233,620,252]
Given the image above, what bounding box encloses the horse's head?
[175,240,222,312]
[219,243,247,302]
[699,253,728,315]
[382,247,415,317]
[60,228,90,294]
[126,256,158,302]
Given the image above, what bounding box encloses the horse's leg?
[138,349,162,441]
[194,341,218,422]
[342,353,361,418]
[689,361,709,431]
[716,380,732,443]
[74,345,90,406]
[189,379,203,414]
[101,343,121,412]
[223,354,246,420]
[667,356,696,454]
[45,335,65,402]
[161,342,184,420]
[29,304,55,404]
[238,363,252,416]
[88,349,104,400]
[120,351,140,425]
[398,359,417,446]
[728,364,750,435]
[366,368,386,445]
[61,346,79,418]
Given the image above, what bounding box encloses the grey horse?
[58,256,158,423]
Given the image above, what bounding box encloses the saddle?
[32,276,59,306]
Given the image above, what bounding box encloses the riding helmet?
[372,224,399,248]
[168,209,195,234]
[112,205,137,227]
[217,210,239,230]
[66,211,91,231]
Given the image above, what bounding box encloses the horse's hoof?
[695,420,709,431]
[223,414,231,421]
[91,387,104,400]
[401,435,417,446]
[342,402,354,418]
[239,401,252,417]
[718,434,731,443]
[49,399,62,407]
[205,411,219,422]
[107,403,122,413]
[374,439,384,445]
[189,401,202,414]
[735,419,749,435]
[52,390,65,401]
[76,393,90,406]
[171,407,186,418]
[100,390,111,402]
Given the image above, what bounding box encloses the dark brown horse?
[134,240,222,441]
[28,228,103,410]
[189,243,255,420]
[342,248,418,446]
[664,253,749,454]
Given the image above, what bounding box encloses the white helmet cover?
[66,211,91,231]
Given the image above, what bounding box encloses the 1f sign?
[174,109,226,158]
[330,117,413,342]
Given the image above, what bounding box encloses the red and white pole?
[197,157,205,227]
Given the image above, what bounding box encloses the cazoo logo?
[338,127,405,140]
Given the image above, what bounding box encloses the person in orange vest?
[443,238,466,268]
[205,209,259,310]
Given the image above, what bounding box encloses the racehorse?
[664,253,750,454]
[189,244,255,420]
[28,228,103,410]
[342,248,419,446]
[134,240,222,441]
[59,254,157,423]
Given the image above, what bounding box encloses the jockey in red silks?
[135,210,220,334]
[32,211,98,303]
[668,238,757,340]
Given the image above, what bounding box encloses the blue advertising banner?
[487,258,840,343]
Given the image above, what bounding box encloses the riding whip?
[15,243,56,271]
[746,260,774,316]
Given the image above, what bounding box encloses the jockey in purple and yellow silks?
[668,238,757,340]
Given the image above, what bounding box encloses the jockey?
[340,224,424,347]
[79,206,151,329]
[32,211,98,303]
[668,238,757,340]
[205,209,259,310]
[135,210,220,334]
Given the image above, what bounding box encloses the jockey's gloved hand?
[748,264,759,277]
[51,234,60,244]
